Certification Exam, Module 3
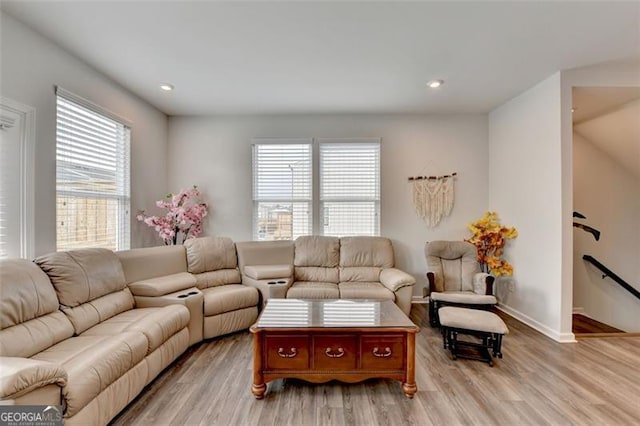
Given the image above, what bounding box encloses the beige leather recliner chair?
[425,240,497,327]
[289,236,341,299]
[184,237,259,339]
[338,237,415,315]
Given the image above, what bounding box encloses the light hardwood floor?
[111,305,640,425]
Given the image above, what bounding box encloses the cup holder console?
[177,290,201,298]
[267,279,288,285]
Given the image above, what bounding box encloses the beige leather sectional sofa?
[238,236,415,315]
[0,235,414,424]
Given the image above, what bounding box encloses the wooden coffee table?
[249,299,419,399]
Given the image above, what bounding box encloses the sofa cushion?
[80,306,190,354]
[60,288,135,335]
[0,312,74,358]
[127,272,197,296]
[31,332,148,417]
[339,237,394,268]
[244,264,293,280]
[35,248,127,307]
[339,266,381,283]
[194,269,242,289]
[294,236,340,267]
[202,285,259,316]
[438,307,508,334]
[338,282,394,300]
[116,245,188,284]
[185,236,237,274]
[294,266,339,283]
[287,282,339,299]
[0,259,60,327]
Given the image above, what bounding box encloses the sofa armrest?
[0,357,67,400]
[473,273,495,295]
[128,272,197,297]
[426,272,436,295]
[380,268,415,292]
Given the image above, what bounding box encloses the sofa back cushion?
[116,245,187,284]
[59,288,135,334]
[425,241,479,292]
[236,241,294,274]
[1,259,59,327]
[294,236,339,267]
[339,237,394,268]
[35,249,134,334]
[35,249,126,307]
[184,237,237,274]
[0,259,74,357]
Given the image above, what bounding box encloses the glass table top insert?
[255,299,416,329]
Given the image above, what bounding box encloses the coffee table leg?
[251,330,266,399]
[402,332,417,399]
[252,383,266,399]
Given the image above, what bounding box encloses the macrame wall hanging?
[408,172,457,227]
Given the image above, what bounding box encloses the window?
[319,140,380,237]
[56,88,130,251]
[252,141,312,240]
[251,138,380,240]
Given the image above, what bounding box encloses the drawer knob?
[325,347,345,358]
[277,347,297,358]
[373,346,392,358]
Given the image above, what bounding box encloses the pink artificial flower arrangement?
[137,186,208,245]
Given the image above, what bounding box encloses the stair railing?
[583,255,640,301]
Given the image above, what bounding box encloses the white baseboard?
[411,296,428,304]
[572,307,585,315]
[497,304,576,343]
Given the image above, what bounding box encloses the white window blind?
[252,141,312,240]
[319,140,380,237]
[56,89,130,251]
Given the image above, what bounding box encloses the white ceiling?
[2,1,639,116]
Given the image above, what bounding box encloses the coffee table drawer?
[361,335,405,370]
[265,336,309,370]
[313,335,357,370]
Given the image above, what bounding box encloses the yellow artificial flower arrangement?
[466,211,518,276]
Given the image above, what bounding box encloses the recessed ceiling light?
[160,83,174,91]
[427,79,444,89]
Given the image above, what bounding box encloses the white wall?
[488,73,574,342]
[168,114,488,295]
[0,11,168,255]
[572,132,640,331]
